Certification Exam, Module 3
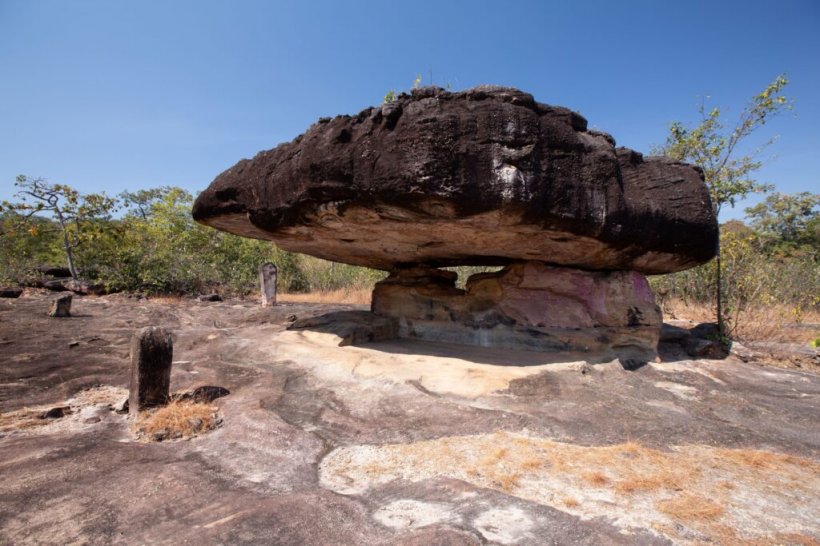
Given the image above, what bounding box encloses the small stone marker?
[129,327,173,415]
[259,262,277,306]
[48,294,72,317]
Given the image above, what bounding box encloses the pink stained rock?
[372,262,662,360]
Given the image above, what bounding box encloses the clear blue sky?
[1,0,818,220]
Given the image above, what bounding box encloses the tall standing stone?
[260,263,277,306]
[129,327,173,415]
[48,294,72,317]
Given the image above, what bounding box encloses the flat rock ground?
[0,293,818,546]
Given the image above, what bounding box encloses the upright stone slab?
[129,327,173,415]
[260,262,277,306]
[48,294,72,317]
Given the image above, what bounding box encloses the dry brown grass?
[134,399,219,441]
[145,295,187,304]
[657,493,725,522]
[562,496,580,508]
[0,408,52,432]
[582,470,609,486]
[663,298,820,344]
[278,288,372,305]
[325,431,820,544]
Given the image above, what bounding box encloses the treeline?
[1,179,818,328]
[0,181,383,295]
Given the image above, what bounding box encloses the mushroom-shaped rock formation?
[194,86,718,360]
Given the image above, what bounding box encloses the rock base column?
[371,262,661,361]
[129,327,173,415]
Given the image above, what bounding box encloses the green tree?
[2,176,117,280]
[656,75,792,337]
[119,186,176,220]
[745,191,819,247]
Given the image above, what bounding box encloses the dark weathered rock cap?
[193,86,718,274]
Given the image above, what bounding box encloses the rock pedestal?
[260,263,277,306]
[192,86,719,359]
[129,327,173,415]
[48,294,72,317]
[372,262,661,361]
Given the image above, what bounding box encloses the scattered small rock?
[41,406,70,419]
[43,278,71,292]
[619,358,647,371]
[112,397,129,414]
[64,279,107,295]
[84,417,101,424]
[68,341,80,348]
[0,287,23,298]
[684,337,728,359]
[152,429,169,442]
[660,323,690,342]
[37,265,71,277]
[286,314,298,323]
[690,322,721,340]
[182,385,230,403]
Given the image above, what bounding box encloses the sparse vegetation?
[133,398,220,442]
[1,184,384,296]
[323,431,820,544]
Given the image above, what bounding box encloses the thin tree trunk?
[55,207,79,280]
[716,238,724,339]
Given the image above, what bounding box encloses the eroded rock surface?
[372,263,661,360]
[192,86,717,274]
[1,295,819,545]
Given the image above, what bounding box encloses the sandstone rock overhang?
[192,86,718,274]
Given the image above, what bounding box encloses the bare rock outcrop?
[193,86,718,358]
[193,86,717,274]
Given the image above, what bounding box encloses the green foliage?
[3,175,118,280]
[651,215,819,337]
[383,90,397,104]
[745,191,819,248]
[1,181,384,296]
[0,211,63,284]
[654,75,793,337]
[657,74,791,215]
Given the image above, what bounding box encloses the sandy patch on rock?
[472,506,535,545]
[320,431,820,544]
[372,499,458,530]
[275,330,590,398]
[0,386,127,436]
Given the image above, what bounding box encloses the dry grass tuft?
[0,408,52,432]
[710,447,806,471]
[134,399,219,441]
[657,493,725,522]
[495,472,521,492]
[582,471,609,486]
[145,295,187,304]
[279,288,372,305]
[562,496,580,508]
